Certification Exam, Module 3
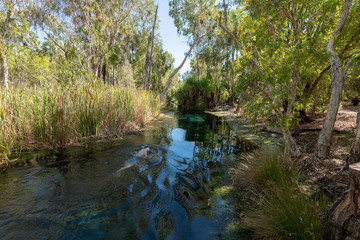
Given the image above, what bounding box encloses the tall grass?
[0,81,160,163]
[232,150,329,239]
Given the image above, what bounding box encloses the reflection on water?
[0,114,256,240]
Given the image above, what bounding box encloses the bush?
[232,150,328,239]
[176,76,215,112]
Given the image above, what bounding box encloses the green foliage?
[345,57,360,105]
[233,150,329,239]
[8,46,55,85]
[176,76,215,112]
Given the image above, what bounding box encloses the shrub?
[232,150,328,240]
[176,76,215,112]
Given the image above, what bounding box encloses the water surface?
[0,113,255,239]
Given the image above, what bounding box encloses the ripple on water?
[0,113,255,239]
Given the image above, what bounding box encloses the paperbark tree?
[0,1,15,88]
[315,0,353,158]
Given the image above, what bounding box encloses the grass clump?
[0,81,160,164]
[232,150,329,239]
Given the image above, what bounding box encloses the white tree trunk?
[315,52,344,158]
[146,5,158,90]
[315,0,353,158]
[282,127,301,163]
[160,34,205,100]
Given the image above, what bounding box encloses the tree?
[160,35,204,99]
[0,0,29,87]
[144,4,158,90]
[227,0,355,162]
[315,0,354,158]
[161,0,216,99]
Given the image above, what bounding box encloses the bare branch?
[160,33,206,99]
[218,0,241,47]
[40,22,67,56]
[344,55,355,74]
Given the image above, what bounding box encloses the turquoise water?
[0,114,256,240]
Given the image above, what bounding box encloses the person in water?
[116,146,150,175]
[134,146,150,158]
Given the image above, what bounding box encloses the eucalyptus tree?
[150,47,174,93]
[315,0,360,158]
[33,0,149,80]
[161,0,216,99]
[144,4,158,90]
[232,0,345,161]
[66,0,141,79]
[0,0,30,88]
[188,25,236,106]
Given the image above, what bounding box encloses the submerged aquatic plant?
[0,81,160,164]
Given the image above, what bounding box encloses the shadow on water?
[0,113,257,240]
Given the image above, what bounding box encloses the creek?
[0,113,257,240]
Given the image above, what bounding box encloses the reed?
[0,81,160,164]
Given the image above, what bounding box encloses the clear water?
[0,113,255,240]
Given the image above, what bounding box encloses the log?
[331,162,360,239]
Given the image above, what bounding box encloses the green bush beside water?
[0,81,160,163]
[176,76,215,112]
[233,151,329,239]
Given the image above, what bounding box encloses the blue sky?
[156,0,222,76]
[156,1,191,76]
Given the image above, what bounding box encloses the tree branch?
[218,0,241,47]
[333,0,353,39]
[40,23,67,56]
[160,34,206,99]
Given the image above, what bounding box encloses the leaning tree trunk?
[315,53,344,158]
[348,108,360,165]
[160,34,205,100]
[315,0,353,158]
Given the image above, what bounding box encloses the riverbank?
[0,81,161,170]
[208,104,357,196]
[207,104,358,238]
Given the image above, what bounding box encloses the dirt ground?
[295,104,358,198]
[212,104,359,198]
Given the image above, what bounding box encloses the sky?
[156,0,223,77]
[156,1,191,76]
